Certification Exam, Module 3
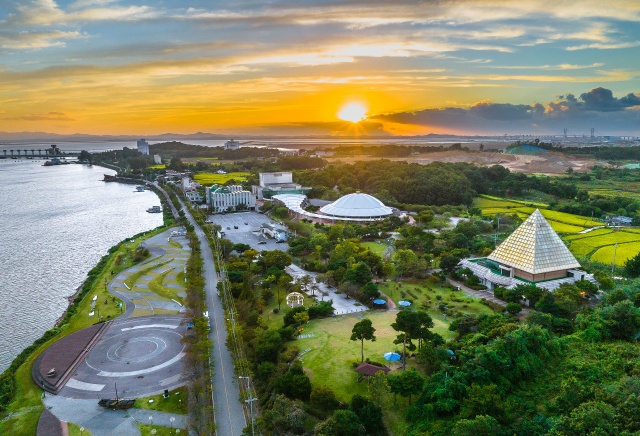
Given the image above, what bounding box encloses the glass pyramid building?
[487,209,581,280]
[460,209,590,290]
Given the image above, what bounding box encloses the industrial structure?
[207,185,256,212]
[460,210,594,291]
[252,172,310,200]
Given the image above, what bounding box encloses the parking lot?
[207,211,290,251]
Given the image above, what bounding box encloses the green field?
[565,229,640,266]
[361,241,388,257]
[193,171,250,185]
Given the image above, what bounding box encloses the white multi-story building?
[207,185,256,212]
[252,172,311,199]
[137,139,150,155]
[153,154,162,164]
[224,139,241,150]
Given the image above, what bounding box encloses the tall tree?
[350,319,377,362]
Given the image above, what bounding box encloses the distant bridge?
[0,148,82,159]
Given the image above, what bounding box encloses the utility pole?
[612,243,618,274]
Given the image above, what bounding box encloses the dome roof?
[319,193,393,218]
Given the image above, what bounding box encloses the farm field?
[193,171,250,185]
[475,195,640,264]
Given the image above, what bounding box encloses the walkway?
[286,264,367,315]
[177,197,246,435]
[43,396,187,436]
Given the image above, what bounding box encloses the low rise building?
[207,185,256,212]
[252,172,311,200]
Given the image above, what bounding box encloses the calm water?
[0,160,163,371]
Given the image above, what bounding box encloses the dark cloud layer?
[372,87,640,135]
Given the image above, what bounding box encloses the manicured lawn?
[193,172,251,185]
[299,311,451,401]
[138,424,178,435]
[361,241,388,257]
[68,422,91,435]
[148,271,184,304]
[136,386,188,414]
[378,280,493,318]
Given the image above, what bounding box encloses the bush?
[283,306,307,326]
[274,362,312,401]
[506,302,522,315]
[308,301,334,319]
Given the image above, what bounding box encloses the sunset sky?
[1,0,639,136]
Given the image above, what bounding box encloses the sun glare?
[338,102,367,123]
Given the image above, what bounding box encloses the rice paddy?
[193,171,251,185]
[475,195,640,265]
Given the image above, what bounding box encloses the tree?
[506,302,522,315]
[344,261,372,285]
[78,150,92,164]
[315,410,366,436]
[256,394,307,435]
[253,329,283,363]
[293,310,309,326]
[453,415,501,436]
[274,362,312,401]
[439,254,461,275]
[351,319,377,362]
[625,252,640,277]
[461,384,502,418]
[283,306,307,327]
[258,250,292,271]
[388,368,424,405]
[349,395,384,436]
[519,284,543,307]
[393,249,423,278]
[310,385,340,416]
[551,401,619,435]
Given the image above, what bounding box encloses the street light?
[170,416,175,430]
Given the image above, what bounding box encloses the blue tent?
[373,299,386,305]
[398,300,412,307]
[383,352,401,362]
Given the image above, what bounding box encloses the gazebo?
[354,362,391,382]
[286,292,305,308]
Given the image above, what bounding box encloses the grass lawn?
[136,386,188,414]
[193,171,251,185]
[150,164,166,169]
[68,422,91,435]
[124,258,172,288]
[138,424,180,435]
[361,241,388,257]
[0,227,169,435]
[378,280,494,318]
[298,310,450,435]
[148,270,184,304]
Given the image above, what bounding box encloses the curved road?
[158,185,245,436]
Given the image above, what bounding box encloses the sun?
[338,102,367,123]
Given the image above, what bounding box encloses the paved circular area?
[58,315,189,399]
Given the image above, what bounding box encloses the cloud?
[0,30,86,49]
[371,87,640,134]
[3,111,75,121]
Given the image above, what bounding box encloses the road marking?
[97,352,185,377]
[66,378,105,391]
[120,324,178,331]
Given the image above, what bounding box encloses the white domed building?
[319,193,394,220]
[271,191,396,223]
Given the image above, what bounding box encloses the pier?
[0,145,82,159]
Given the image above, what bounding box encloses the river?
[0,160,163,371]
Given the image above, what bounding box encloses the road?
[176,196,246,436]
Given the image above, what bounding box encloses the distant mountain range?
[0,131,462,143]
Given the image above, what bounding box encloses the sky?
[0,0,639,136]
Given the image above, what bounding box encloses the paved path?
[286,264,367,315]
[178,197,246,435]
[43,396,187,436]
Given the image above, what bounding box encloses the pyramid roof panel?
[487,209,580,274]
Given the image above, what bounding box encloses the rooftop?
[487,209,580,274]
[319,192,393,218]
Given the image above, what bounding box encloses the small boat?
[99,383,135,410]
[98,398,135,410]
